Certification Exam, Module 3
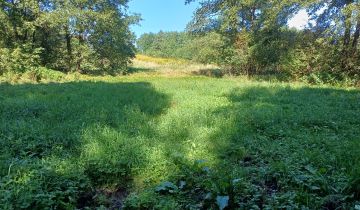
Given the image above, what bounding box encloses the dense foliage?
[1,71,359,209]
[1,0,360,209]
[137,32,190,59]
[137,31,229,66]
[137,0,359,83]
[0,0,138,74]
[185,0,359,80]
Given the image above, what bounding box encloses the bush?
[0,45,42,74]
[0,162,89,209]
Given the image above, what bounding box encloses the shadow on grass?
[206,86,360,209]
[0,81,170,209]
[126,66,155,75]
[132,85,360,209]
[191,68,224,78]
[63,66,155,76]
[1,81,360,209]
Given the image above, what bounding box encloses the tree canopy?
[0,0,138,74]
[1,0,359,82]
[184,0,359,79]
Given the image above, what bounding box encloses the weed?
[0,62,359,209]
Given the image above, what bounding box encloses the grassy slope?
[0,58,360,209]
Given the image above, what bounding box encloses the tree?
[0,0,138,74]
[137,31,191,59]
[307,0,360,75]
[186,0,359,79]
[185,0,303,74]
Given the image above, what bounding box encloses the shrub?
[0,45,42,74]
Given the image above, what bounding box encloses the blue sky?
[128,0,199,38]
[128,0,308,38]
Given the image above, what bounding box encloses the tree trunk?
[31,30,36,49]
[352,19,360,50]
[64,25,73,72]
[343,0,353,47]
[32,30,36,45]
[76,33,85,73]
[343,21,352,47]
[341,1,353,70]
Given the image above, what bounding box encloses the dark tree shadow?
[1,81,360,209]
[141,85,360,209]
[206,86,360,209]
[0,81,170,209]
[192,68,224,78]
[65,66,155,76]
[126,66,155,75]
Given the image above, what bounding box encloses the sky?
[288,10,309,29]
[128,0,199,38]
[128,0,309,38]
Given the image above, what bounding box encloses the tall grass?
[135,54,189,65]
[0,61,359,209]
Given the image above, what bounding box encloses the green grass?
[0,67,360,209]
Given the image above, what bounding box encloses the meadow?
[0,57,360,209]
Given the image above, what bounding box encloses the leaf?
[355,205,360,210]
[309,185,321,191]
[305,165,317,174]
[179,181,186,189]
[294,175,308,183]
[195,159,207,164]
[232,178,241,184]
[203,166,211,173]
[216,195,229,210]
[204,192,212,200]
[155,181,178,193]
[318,167,327,174]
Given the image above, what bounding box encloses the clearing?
[0,56,360,209]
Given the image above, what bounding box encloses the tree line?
[1,0,359,82]
[138,0,359,83]
[0,0,138,74]
[137,31,227,64]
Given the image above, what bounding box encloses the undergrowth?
[0,64,359,209]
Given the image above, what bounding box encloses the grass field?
[1,58,360,209]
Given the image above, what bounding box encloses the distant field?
[0,58,360,209]
[129,55,221,78]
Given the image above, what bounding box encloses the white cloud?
[288,10,309,30]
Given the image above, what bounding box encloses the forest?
[0,0,360,209]
[137,0,360,84]
[0,0,138,74]
[1,0,359,84]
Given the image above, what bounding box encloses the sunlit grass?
[135,54,189,65]
[0,60,359,209]
[130,55,219,77]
